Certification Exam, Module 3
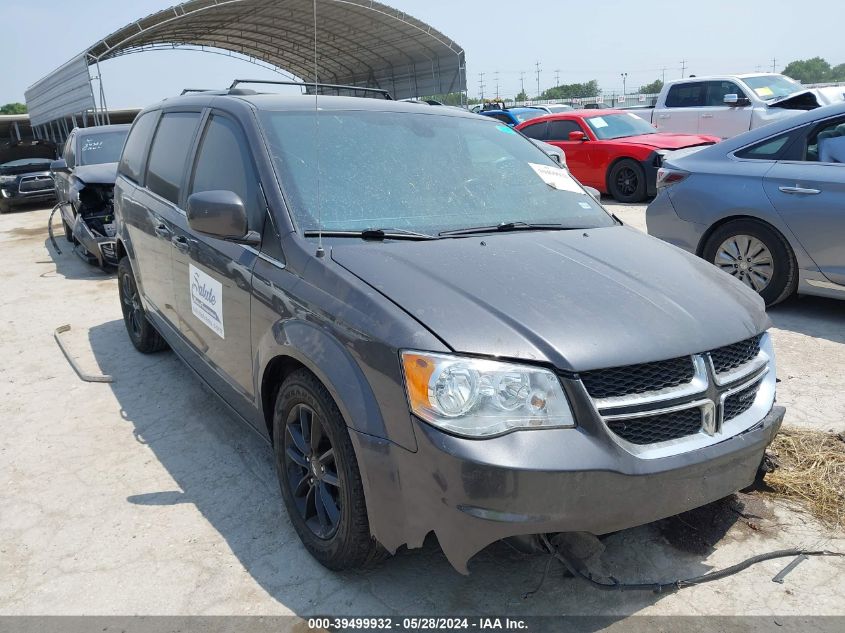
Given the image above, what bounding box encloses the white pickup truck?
[630,73,845,139]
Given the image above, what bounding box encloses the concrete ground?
[1,203,843,621]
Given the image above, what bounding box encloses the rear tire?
[608,158,647,203]
[702,219,797,306]
[273,368,385,570]
[117,257,168,353]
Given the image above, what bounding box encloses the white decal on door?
[190,264,225,339]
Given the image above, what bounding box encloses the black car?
[51,124,130,266]
[114,86,781,574]
[0,158,56,213]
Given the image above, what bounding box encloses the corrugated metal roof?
[27,0,465,125]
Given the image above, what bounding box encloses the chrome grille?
[607,408,702,445]
[709,335,762,375]
[18,175,54,192]
[580,356,694,399]
[723,379,762,422]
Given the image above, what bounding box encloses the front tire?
[273,369,384,570]
[702,219,797,306]
[608,158,647,203]
[118,257,168,353]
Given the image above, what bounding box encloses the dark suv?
[114,88,783,574]
[0,157,56,213]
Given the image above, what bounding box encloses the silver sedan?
[647,102,845,306]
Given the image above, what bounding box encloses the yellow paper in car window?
[754,87,774,98]
[528,163,583,193]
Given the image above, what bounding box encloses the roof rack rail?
[228,79,392,100]
[181,88,216,95]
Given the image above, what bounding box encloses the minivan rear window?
[145,112,201,204]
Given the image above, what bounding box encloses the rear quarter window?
[520,121,548,140]
[118,112,157,183]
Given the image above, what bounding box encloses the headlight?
[0,175,17,184]
[401,351,575,437]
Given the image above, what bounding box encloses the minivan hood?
[332,227,769,372]
[73,162,118,185]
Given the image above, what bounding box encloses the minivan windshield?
[259,110,613,235]
[741,75,803,101]
[78,131,128,166]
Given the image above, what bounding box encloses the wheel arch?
[695,214,788,257]
[604,155,644,193]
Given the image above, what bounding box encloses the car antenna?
[313,0,325,259]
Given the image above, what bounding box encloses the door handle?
[171,235,193,252]
[779,186,821,195]
[658,114,670,119]
[701,114,714,118]
[154,224,171,237]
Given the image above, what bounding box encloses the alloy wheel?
[120,272,143,338]
[615,167,638,196]
[283,403,342,539]
[714,234,773,292]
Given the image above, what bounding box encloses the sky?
[2,0,843,107]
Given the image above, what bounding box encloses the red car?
[516,110,719,202]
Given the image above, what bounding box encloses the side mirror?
[50,159,69,173]
[186,190,258,244]
[723,94,750,107]
[568,131,588,142]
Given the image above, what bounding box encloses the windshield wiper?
[303,227,438,241]
[439,221,575,237]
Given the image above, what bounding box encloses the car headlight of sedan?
[401,351,575,437]
[0,175,17,185]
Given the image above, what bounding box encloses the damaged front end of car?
[60,176,118,267]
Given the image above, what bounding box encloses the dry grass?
[764,427,845,529]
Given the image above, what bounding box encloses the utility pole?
[478,72,485,101]
[519,71,526,98]
[680,60,687,78]
[771,57,777,73]
[535,60,541,98]
[494,71,500,99]
[661,67,667,84]
[555,69,561,86]
[621,72,628,96]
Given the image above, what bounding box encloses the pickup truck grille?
[710,335,762,375]
[18,175,54,192]
[607,407,702,445]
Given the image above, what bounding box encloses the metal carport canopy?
[85,0,465,99]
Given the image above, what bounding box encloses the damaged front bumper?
[60,202,118,267]
[352,405,783,574]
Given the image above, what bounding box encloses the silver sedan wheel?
[714,235,773,292]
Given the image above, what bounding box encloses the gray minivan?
[114,87,783,574]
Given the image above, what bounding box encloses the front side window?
[77,130,129,166]
[259,110,613,235]
[665,82,706,108]
[145,112,201,204]
[705,81,746,106]
[585,113,657,140]
[806,119,845,163]
[190,115,262,228]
